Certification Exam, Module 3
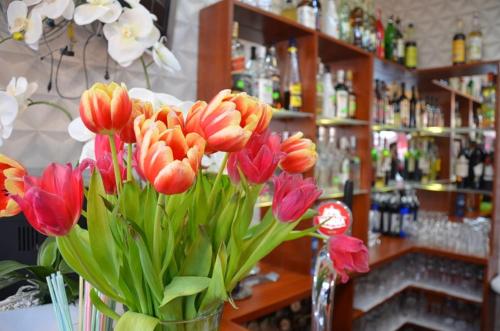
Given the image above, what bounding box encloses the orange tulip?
[119,99,153,143]
[185,90,272,153]
[134,117,205,195]
[279,132,317,173]
[0,154,26,217]
[80,82,132,135]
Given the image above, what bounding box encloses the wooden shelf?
[316,117,369,126]
[417,61,499,79]
[372,181,493,196]
[222,263,311,328]
[271,110,314,120]
[431,79,482,105]
[317,31,371,62]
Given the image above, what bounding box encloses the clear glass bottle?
[328,128,342,191]
[322,0,339,38]
[297,0,322,30]
[316,61,325,115]
[350,1,364,47]
[246,46,259,96]
[467,12,483,63]
[338,0,351,42]
[265,46,283,109]
[335,69,349,118]
[339,136,351,187]
[349,136,361,189]
[315,127,330,188]
[284,39,302,112]
[346,70,356,118]
[394,17,405,64]
[322,66,335,118]
[231,22,251,93]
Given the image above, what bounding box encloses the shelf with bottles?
[431,79,482,106]
[372,181,493,196]
[271,109,314,120]
[316,117,369,126]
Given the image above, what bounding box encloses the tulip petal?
[207,126,250,152]
[154,159,195,195]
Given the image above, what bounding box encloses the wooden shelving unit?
[198,1,500,330]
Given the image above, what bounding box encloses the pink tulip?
[328,234,369,283]
[94,134,126,194]
[272,172,322,222]
[227,131,284,185]
[12,163,84,237]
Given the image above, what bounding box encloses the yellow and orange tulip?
[80,82,132,135]
[120,99,154,143]
[134,117,206,195]
[0,154,26,217]
[279,132,317,173]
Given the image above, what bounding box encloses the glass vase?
[159,306,223,331]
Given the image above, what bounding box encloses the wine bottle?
[284,39,302,112]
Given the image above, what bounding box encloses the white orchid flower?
[103,5,159,67]
[7,1,43,50]
[128,88,193,116]
[68,117,96,162]
[6,77,38,112]
[151,36,181,74]
[31,0,74,20]
[0,92,19,147]
[74,0,122,25]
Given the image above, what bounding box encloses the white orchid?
[128,88,193,115]
[68,117,96,162]
[74,0,122,26]
[0,92,19,147]
[32,0,75,20]
[7,1,43,49]
[151,36,181,74]
[103,5,159,67]
[6,77,38,112]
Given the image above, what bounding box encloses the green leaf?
[120,181,142,228]
[37,237,58,267]
[0,260,28,277]
[199,253,227,314]
[159,276,210,312]
[180,229,212,277]
[90,288,120,321]
[87,171,118,282]
[115,311,159,331]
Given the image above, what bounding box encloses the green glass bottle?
[384,15,395,60]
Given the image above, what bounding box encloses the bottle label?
[419,157,430,174]
[290,83,302,108]
[400,100,410,126]
[468,36,482,61]
[405,46,417,68]
[231,56,245,73]
[341,159,350,184]
[484,165,494,181]
[452,39,466,63]
[396,39,405,59]
[456,157,469,178]
[408,157,416,172]
[349,94,356,117]
[257,78,273,104]
[473,163,484,177]
[297,6,316,29]
[336,91,349,118]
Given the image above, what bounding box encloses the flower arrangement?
[0,82,369,330]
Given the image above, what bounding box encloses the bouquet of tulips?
[0,82,368,330]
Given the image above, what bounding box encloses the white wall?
[0,0,217,172]
[375,0,500,68]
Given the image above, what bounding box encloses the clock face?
[313,201,352,237]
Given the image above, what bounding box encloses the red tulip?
[0,154,26,217]
[279,133,317,173]
[119,99,154,143]
[12,163,84,237]
[80,82,132,135]
[328,234,369,283]
[94,134,126,194]
[230,93,272,134]
[135,116,206,195]
[272,172,322,223]
[227,131,283,185]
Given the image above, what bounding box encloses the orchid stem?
[153,194,166,268]
[126,144,133,181]
[108,135,122,194]
[140,57,152,90]
[146,60,154,68]
[0,36,12,45]
[207,153,228,208]
[28,100,73,121]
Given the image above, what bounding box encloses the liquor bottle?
[283,39,302,112]
[370,193,382,233]
[399,82,410,127]
[481,150,494,191]
[335,70,349,118]
[316,61,325,115]
[322,0,339,38]
[419,140,431,183]
[429,140,441,181]
[322,66,336,118]
[467,12,483,63]
[350,2,364,47]
[455,142,469,188]
[231,22,251,93]
[265,46,282,109]
[346,70,357,118]
[339,137,351,186]
[338,0,352,42]
[382,81,392,125]
[365,0,377,53]
[452,18,466,65]
[384,16,395,60]
[282,0,297,21]
[256,48,274,105]
[392,83,401,127]
[404,139,416,181]
[468,140,484,189]
[380,194,391,234]
[399,191,412,237]
[246,46,259,97]
[315,127,329,188]
[375,9,385,58]
[328,128,341,191]
[405,23,417,69]
[379,138,391,186]
[374,79,381,123]
[297,0,321,30]
[389,193,401,235]
[393,17,405,64]
[409,86,417,128]
[349,136,361,189]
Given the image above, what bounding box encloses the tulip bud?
[279,132,317,173]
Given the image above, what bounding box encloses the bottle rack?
[197,1,500,330]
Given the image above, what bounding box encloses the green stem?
[146,60,154,68]
[0,36,12,45]
[140,57,152,89]
[153,194,166,268]
[127,144,133,181]
[207,153,229,208]
[108,135,123,194]
[28,100,73,121]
